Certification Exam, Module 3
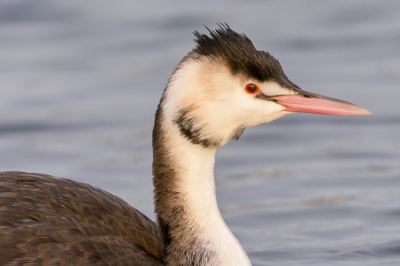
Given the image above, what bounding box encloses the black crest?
[193,23,291,85]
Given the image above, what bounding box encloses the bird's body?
[0,25,370,265]
[0,172,162,265]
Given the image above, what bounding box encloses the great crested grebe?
[0,25,370,266]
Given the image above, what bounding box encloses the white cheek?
[230,81,295,128]
[243,100,286,127]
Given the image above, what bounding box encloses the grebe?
[0,25,370,266]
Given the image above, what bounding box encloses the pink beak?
[272,93,371,116]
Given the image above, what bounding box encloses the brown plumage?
[0,172,163,265]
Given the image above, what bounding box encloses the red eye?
[244,83,259,94]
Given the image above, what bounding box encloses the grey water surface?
[0,0,399,265]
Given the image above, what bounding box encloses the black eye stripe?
[255,93,271,100]
[255,93,290,101]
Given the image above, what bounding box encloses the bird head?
[160,24,370,148]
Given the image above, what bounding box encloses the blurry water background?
[0,0,399,265]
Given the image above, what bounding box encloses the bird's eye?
[244,83,259,94]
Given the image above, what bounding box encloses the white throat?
[160,115,251,266]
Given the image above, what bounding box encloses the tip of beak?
[354,106,372,116]
[360,108,372,115]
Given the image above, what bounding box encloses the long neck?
[152,98,251,266]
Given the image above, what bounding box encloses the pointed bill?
[272,92,371,116]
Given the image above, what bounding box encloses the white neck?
[159,117,251,266]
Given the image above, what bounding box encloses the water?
[0,0,399,265]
